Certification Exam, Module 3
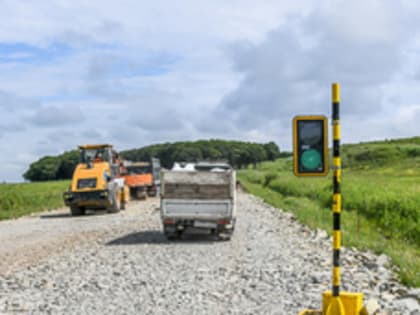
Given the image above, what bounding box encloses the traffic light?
[293,115,329,177]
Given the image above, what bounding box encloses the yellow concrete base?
[322,291,364,315]
[325,297,345,315]
[299,291,365,315]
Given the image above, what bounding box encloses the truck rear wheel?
[218,234,231,241]
[217,230,233,241]
[70,206,85,216]
[147,186,157,197]
[137,187,147,199]
[131,187,146,199]
[164,227,181,240]
[164,232,181,241]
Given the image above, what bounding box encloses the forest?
[23,139,282,181]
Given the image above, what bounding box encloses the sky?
[1,0,420,182]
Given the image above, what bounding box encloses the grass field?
[0,180,70,220]
[238,137,420,287]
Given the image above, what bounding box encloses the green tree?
[24,139,281,181]
[23,156,61,181]
[56,151,79,179]
[264,142,280,160]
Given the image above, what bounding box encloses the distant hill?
[341,136,420,169]
[121,139,280,169]
[23,139,281,182]
[23,136,420,182]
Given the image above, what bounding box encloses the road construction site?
[0,191,417,315]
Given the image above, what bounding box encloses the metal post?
[326,83,345,314]
[300,83,365,315]
[332,83,341,297]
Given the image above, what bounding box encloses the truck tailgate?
[162,199,232,219]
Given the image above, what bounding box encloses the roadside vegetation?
[0,181,70,220]
[238,137,420,287]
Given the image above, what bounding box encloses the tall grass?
[238,139,420,287]
[0,181,70,220]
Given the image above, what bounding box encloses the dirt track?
[0,192,418,314]
[0,199,158,276]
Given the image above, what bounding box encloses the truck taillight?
[218,219,230,225]
[164,218,175,225]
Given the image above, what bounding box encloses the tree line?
[23,150,79,182]
[23,139,281,181]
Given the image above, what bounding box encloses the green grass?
[0,180,70,220]
[238,138,420,287]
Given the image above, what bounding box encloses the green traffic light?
[293,115,328,176]
[301,149,321,170]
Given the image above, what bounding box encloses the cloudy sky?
[1,0,420,181]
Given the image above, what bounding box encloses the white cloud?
[204,0,420,147]
[0,0,419,181]
[29,105,85,127]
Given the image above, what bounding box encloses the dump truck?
[63,144,129,216]
[160,162,236,240]
[122,158,160,199]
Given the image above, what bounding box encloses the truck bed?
[160,168,236,238]
[161,170,234,199]
[161,199,232,219]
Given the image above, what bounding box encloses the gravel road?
[0,191,418,315]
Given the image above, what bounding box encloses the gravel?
[0,191,418,314]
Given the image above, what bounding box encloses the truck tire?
[217,230,232,241]
[70,206,85,216]
[164,232,180,241]
[132,187,146,200]
[164,227,181,241]
[218,234,231,241]
[147,187,157,197]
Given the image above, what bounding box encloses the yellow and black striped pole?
[332,83,341,297]
[326,83,345,314]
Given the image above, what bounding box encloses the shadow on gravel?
[40,213,72,219]
[40,210,109,219]
[107,231,218,246]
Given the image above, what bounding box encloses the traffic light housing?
[293,115,329,177]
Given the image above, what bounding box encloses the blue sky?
[0,0,420,181]
[0,42,72,64]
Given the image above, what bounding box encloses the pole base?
[325,296,345,315]
[323,291,364,315]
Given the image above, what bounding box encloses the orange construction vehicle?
[121,158,160,199]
